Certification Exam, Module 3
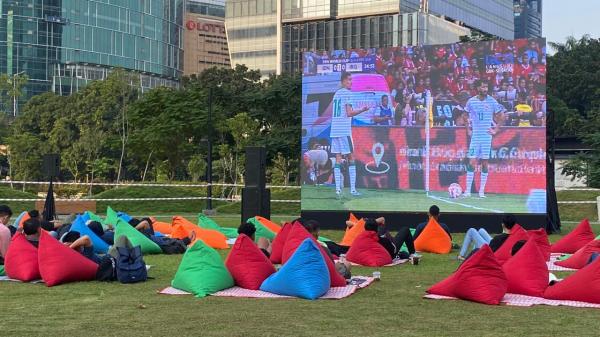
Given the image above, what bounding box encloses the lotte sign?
[186,20,225,34]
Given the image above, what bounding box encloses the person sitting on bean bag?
[129,217,195,249]
[414,205,452,240]
[301,219,352,280]
[237,222,272,257]
[458,214,519,260]
[363,217,419,260]
[23,218,43,247]
[59,231,110,265]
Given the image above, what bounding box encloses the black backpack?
[154,237,187,255]
[95,256,117,282]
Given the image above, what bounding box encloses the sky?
[542,0,599,44]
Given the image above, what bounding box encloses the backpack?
[109,236,148,284]
[154,236,187,255]
[95,256,117,282]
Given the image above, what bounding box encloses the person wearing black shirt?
[458,214,517,260]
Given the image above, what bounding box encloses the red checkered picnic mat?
[335,258,408,267]
[547,253,576,272]
[424,293,600,309]
[158,276,375,299]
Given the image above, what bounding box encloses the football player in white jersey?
[330,72,370,198]
[463,79,506,198]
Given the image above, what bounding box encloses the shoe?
[457,255,465,261]
[350,190,361,196]
[309,171,316,183]
[336,190,342,199]
[478,193,487,198]
[460,193,471,198]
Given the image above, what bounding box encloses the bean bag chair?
[543,257,600,303]
[198,214,238,239]
[225,234,276,289]
[349,212,360,224]
[14,211,30,228]
[38,231,98,287]
[69,215,110,254]
[152,221,173,235]
[527,228,551,261]
[493,224,529,264]
[80,212,91,223]
[346,231,392,267]
[340,216,365,247]
[414,218,452,254]
[171,239,234,297]
[4,233,41,282]
[170,224,190,240]
[551,219,595,254]
[260,238,330,300]
[427,245,507,305]
[555,240,600,270]
[105,206,119,227]
[172,216,228,249]
[114,219,162,254]
[254,216,281,234]
[117,211,133,222]
[0,265,4,277]
[270,222,293,264]
[247,217,276,241]
[282,223,346,287]
[502,239,548,297]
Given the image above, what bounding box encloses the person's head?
[28,209,40,220]
[0,205,12,224]
[303,220,320,240]
[237,222,256,240]
[511,240,527,256]
[128,218,141,227]
[23,218,41,236]
[501,214,517,232]
[61,231,81,244]
[341,72,352,89]
[381,95,388,107]
[364,218,379,232]
[428,205,440,220]
[87,221,104,238]
[474,79,488,97]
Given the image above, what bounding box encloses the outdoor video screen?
[301,38,547,214]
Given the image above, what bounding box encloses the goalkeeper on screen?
[463,80,506,198]
[330,71,370,198]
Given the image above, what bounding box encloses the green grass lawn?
[2,218,600,337]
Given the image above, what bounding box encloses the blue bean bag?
[117,212,133,223]
[12,211,27,229]
[69,216,110,254]
[80,212,91,223]
[260,238,330,300]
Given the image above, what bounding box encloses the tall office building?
[0,0,184,115]
[225,0,514,75]
[514,0,542,39]
[184,0,230,75]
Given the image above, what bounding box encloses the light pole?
[12,71,25,116]
[205,86,213,213]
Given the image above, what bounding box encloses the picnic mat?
[0,276,44,284]
[547,253,576,272]
[424,293,600,309]
[334,258,408,267]
[158,276,375,299]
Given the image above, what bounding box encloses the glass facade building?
[0,0,184,114]
[514,0,542,39]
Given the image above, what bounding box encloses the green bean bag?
[197,214,238,239]
[171,240,234,297]
[85,211,105,227]
[247,217,276,241]
[114,218,162,254]
[105,206,119,228]
[0,265,5,277]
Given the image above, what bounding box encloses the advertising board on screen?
[301,38,547,214]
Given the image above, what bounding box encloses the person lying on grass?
[237,222,272,257]
[301,219,353,279]
[60,231,110,265]
[458,214,518,260]
[128,217,195,254]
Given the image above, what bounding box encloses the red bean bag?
[38,231,98,287]
[555,240,600,270]
[544,257,600,304]
[427,245,507,305]
[493,224,529,264]
[4,233,40,282]
[527,228,551,261]
[270,222,292,264]
[225,234,276,290]
[282,223,346,287]
[502,239,548,297]
[346,231,392,267]
[340,217,365,247]
[414,218,452,254]
[551,219,595,254]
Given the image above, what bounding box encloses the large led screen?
[301,38,547,213]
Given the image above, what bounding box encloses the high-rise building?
[514,0,542,39]
[183,0,230,76]
[0,0,184,114]
[225,0,514,75]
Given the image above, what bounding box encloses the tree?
[0,72,28,115]
[187,154,206,182]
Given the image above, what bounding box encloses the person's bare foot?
[457,255,465,261]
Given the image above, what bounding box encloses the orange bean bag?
[340,215,365,247]
[18,212,31,228]
[255,216,281,234]
[414,218,452,254]
[171,216,228,249]
[152,221,172,235]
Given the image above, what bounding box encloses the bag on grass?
[154,236,187,255]
[109,236,147,284]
